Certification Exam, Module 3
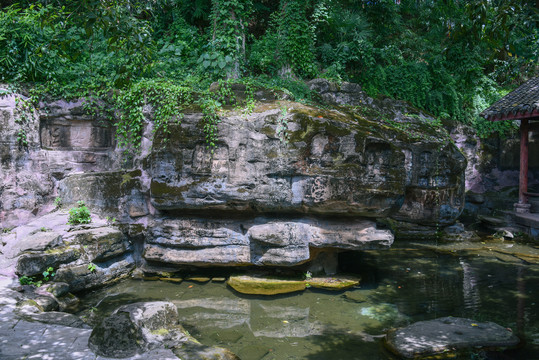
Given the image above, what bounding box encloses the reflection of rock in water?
[174,298,250,329]
[173,298,324,338]
[460,258,481,313]
[250,304,323,338]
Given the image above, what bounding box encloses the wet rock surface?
[385,317,520,358]
[227,275,306,295]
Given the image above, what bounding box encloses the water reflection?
[80,242,539,359]
[460,257,481,314]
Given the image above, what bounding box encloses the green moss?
[150,181,185,198]
[150,328,170,336]
[265,150,279,159]
[120,173,132,187]
[44,246,79,256]
[260,126,276,137]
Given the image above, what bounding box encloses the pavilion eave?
[484,109,539,122]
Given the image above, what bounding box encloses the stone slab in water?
[227,275,306,295]
[308,276,360,290]
[385,316,520,359]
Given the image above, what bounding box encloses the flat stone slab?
[227,275,306,295]
[308,276,360,290]
[15,231,63,254]
[385,317,520,358]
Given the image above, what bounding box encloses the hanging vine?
[114,79,192,153]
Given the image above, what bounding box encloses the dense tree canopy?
[1,0,538,137]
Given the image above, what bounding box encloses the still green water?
[79,241,539,359]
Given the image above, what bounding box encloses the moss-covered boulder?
[227,275,306,295]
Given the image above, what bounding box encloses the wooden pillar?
[519,119,529,204]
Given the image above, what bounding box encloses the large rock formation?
[1,80,467,276]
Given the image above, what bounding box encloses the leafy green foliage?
[88,263,97,273]
[42,266,55,281]
[67,201,92,225]
[19,267,55,287]
[250,0,316,78]
[114,79,192,152]
[1,0,537,140]
[13,96,33,149]
[208,0,252,79]
[0,4,64,82]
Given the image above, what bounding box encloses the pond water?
[79,240,539,359]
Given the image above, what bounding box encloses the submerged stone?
[172,342,240,360]
[227,275,306,295]
[360,303,403,324]
[384,317,520,359]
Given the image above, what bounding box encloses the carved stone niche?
[40,118,113,151]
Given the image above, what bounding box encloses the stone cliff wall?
[0,94,121,227]
[1,81,467,273]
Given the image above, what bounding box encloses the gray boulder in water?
[384,316,520,358]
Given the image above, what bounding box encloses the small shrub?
[54,197,62,209]
[67,201,92,225]
[87,263,97,273]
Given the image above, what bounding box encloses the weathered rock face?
[57,169,148,219]
[1,80,468,277]
[145,217,392,267]
[150,100,465,225]
[5,212,134,292]
[0,94,121,228]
